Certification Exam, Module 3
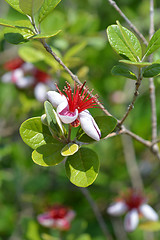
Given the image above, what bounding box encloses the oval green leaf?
[32,143,65,166]
[61,143,79,156]
[0,18,16,28]
[31,30,61,39]
[139,221,160,232]
[143,64,160,78]
[145,29,160,57]
[19,117,54,149]
[111,65,137,80]
[107,24,141,62]
[38,0,61,23]
[65,148,99,187]
[19,46,45,62]
[119,60,152,67]
[19,0,44,17]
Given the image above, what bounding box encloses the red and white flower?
[1,58,55,102]
[107,190,159,232]
[47,81,101,141]
[37,204,75,231]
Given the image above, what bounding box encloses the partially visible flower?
[107,189,159,232]
[47,81,101,141]
[1,58,56,102]
[37,204,75,231]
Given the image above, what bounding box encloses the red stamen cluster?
[3,58,24,71]
[57,81,99,113]
[123,190,146,210]
[48,205,68,219]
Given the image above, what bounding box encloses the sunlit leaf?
[19,0,44,17]
[143,64,160,77]
[64,41,87,59]
[4,0,24,14]
[32,143,65,166]
[38,0,61,23]
[19,117,54,149]
[19,46,45,62]
[107,24,141,62]
[65,148,99,187]
[61,143,79,156]
[145,29,160,57]
[31,30,61,39]
[119,60,152,67]
[0,18,15,28]
[111,65,137,80]
[139,221,160,232]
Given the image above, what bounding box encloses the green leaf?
[4,0,24,14]
[38,0,61,23]
[32,143,65,166]
[119,60,152,67]
[19,46,45,62]
[145,29,160,57]
[107,24,141,62]
[19,0,44,17]
[65,148,99,187]
[64,41,87,59]
[143,64,160,77]
[116,21,142,60]
[139,221,160,232]
[0,18,16,28]
[77,116,117,143]
[19,117,54,149]
[61,143,79,156]
[44,101,64,136]
[111,65,137,80]
[31,30,61,39]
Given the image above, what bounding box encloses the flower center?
[123,190,146,210]
[49,205,68,219]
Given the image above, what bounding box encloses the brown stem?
[107,0,148,46]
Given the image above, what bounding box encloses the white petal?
[34,83,48,102]
[57,101,78,124]
[124,209,139,232]
[16,76,35,88]
[107,201,127,216]
[47,91,67,108]
[37,213,54,227]
[79,110,101,141]
[22,62,35,72]
[140,204,159,221]
[1,72,12,83]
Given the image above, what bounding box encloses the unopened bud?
[41,114,48,126]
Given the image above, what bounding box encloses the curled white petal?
[139,204,159,221]
[107,201,127,216]
[37,213,54,227]
[1,72,12,83]
[22,62,35,72]
[79,110,101,141]
[124,209,139,232]
[47,91,67,108]
[57,101,78,124]
[34,83,48,102]
[16,76,35,88]
[12,68,24,84]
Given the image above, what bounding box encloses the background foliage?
[1,0,160,239]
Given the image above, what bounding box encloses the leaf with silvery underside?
[19,0,44,17]
[32,143,65,166]
[144,29,160,57]
[107,24,141,62]
[61,143,79,156]
[19,117,54,150]
[143,64,160,78]
[65,147,99,187]
[44,101,64,137]
[38,0,61,23]
[31,30,61,39]
[112,65,137,80]
[5,0,24,14]
[119,60,152,67]
[77,115,117,143]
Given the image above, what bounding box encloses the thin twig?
[107,0,148,46]
[117,69,142,127]
[80,187,112,240]
[121,134,144,191]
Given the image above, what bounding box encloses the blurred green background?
[1,0,160,239]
